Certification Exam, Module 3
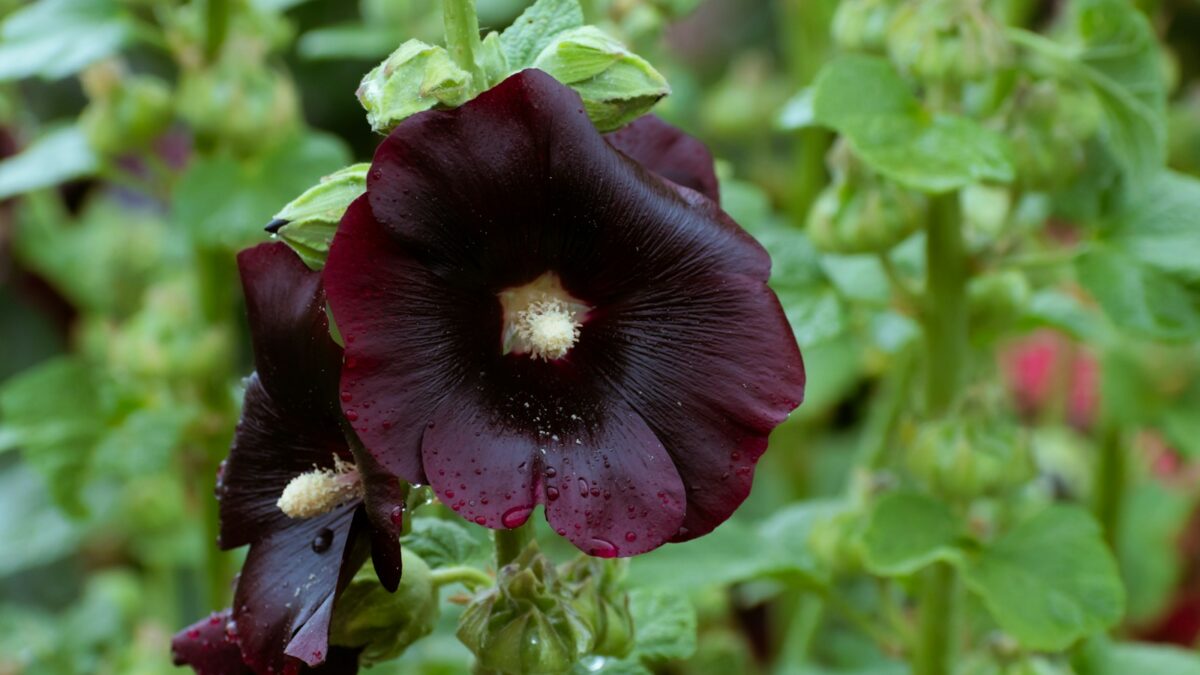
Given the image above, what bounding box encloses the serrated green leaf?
[1103,171,1200,284]
[1076,247,1200,341]
[499,0,583,69]
[627,588,696,662]
[401,517,489,569]
[862,492,964,576]
[174,132,350,250]
[0,357,106,517]
[962,506,1124,651]
[809,54,1013,193]
[0,126,98,200]
[0,0,134,81]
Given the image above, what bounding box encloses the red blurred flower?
[1000,329,1098,429]
[322,70,804,558]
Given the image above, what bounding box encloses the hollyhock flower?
[171,609,361,675]
[209,242,404,675]
[1000,330,1098,430]
[323,69,804,558]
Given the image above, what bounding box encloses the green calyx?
[269,163,368,269]
[906,416,1036,501]
[559,556,635,658]
[457,542,594,675]
[329,549,439,666]
[886,0,1011,83]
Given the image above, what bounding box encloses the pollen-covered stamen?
[499,272,590,361]
[277,456,364,519]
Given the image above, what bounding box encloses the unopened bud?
[357,40,473,134]
[330,549,438,665]
[269,163,369,269]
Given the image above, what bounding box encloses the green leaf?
[774,286,846,349]
[0,463,81,577]
[1078,638,1200,675]
[628,588,697,662]
[401,517,489,569]
[962,506,1124,651]
[809,55,1014,193]
[1103,171,1200,284]
[0,357,106,517]
[0,0,134,81]
[0,126,98,200]
[298,24,399,60]
[1076,246,1200,341]
[499,0,584,69]
[861,492,963,576]
[1118,483,1195,622]
[174,132,351,250]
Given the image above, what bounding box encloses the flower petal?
[217,375,347,550]
[232,504,368,674]
[420,387,685,557]
[172,609,363,675]
[238,241,342,421]
[604,115,720,202]
[584,272,805,541]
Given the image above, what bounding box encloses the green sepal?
[532,26,670,132]
[270,163,368,269]
[329,549,439,666]
[357,39,473,134]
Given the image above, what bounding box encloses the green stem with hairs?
[442,0,487,90]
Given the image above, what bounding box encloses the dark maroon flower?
[209,242,404,675]
[604,115,720,202]
[171,609,361,675]
[323,69,804,558]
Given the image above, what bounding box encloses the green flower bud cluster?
[558,557,635,658]
[886,0,1010,83]
[177,61,300,155]
[330,549,440,666]
[79,63,173,156]
[907,416,1035,501]
[269,164,369,269]
[807,140,927,254]
[457,543,612,675]
[968,270,1032,339]
[1005,81,1102,191]
[832,0,898,52]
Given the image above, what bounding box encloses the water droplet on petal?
[311,528,333,553]
[546,487,560,501]
[589,538,618,558]
[389,505,404,527]
[625,531,637,542]
[502,505,533,528]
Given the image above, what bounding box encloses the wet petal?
[232,505,368,674]
[172,610,253,675]
[604,114,720,202]
[238,242,342,420]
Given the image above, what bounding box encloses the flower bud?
[559,557,635,658]
[357,40,473,134]
[969,270,1032,337]
[808,509,866,575]
[887,0,1010,83]
[832,0,897,52]
[907,417,1035,501]
[177,62,299,155]
[532,26,671,132]
[1006,82,1101,191]
[806,145,926,255]
[457,543,592,675]
[268,163,369,269]
[80,72,174,156]
[329,549,439,665]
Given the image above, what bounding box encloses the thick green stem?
[922,193,968,416]
[914,563,958,675]
[1095,425,1126,548]
[431,565,494,590]
[442,0,487,90]
[493,520,535,568]
[204,0,230,63]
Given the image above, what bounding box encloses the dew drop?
[474,515,487,525]
[544,467,557,478]
[589,538,618,558]
[389,505,404,527]
[578,478,589,497]
[345,410,359,422]
[311,528,333,553]
[445,489,456,499]
[187,628,200,639]
[502,505,533,528]
[625,531,637,542]
[546,486,560,501]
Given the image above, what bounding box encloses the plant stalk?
[204,0,230,63]
[914,562,958,675]
[442,0,487,90]
[493,520,535,569]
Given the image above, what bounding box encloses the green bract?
[356,39,473,134]
[270,163,369,269]
[531,26,670,132]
